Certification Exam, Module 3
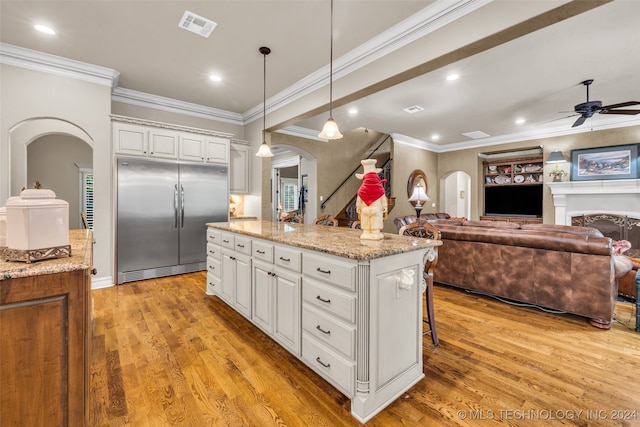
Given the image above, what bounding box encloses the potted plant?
[549,168,567,182]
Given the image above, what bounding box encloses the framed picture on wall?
[570,143,639,181]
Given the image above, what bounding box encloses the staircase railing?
[320,134,391,210]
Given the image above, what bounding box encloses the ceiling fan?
[568,79,640,127]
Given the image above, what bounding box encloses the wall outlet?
[432,202,436,208]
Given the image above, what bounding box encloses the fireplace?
[571,214,640,258]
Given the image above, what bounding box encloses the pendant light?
[256,46,274,157]
[318,0,343,140]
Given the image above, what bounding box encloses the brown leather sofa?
[393,213,452,232]
[402,219,631,328]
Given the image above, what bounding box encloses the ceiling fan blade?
[600,109,640,115]
[600,101,640,109]
[572,116,587,127]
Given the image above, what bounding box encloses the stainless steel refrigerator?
[116,157,228,284]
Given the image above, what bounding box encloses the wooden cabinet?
[230,142,250,194]
[149,129,179,158]
[0,230,93,426]
[483,156,543,224]
[483,158,544,185]
[113,122,148,156]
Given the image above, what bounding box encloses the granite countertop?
[207,220,441,261]
[1,229,93,280]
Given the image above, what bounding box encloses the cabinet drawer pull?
[316,295,331,304]
[256,249,265,254]
[237,244,245,248]
[209,250,215,254]
[223,239,230,243]
[230,256,236,261]
[315,357,331,368]
[316,325,331,335]
[209,265,215,270]
[279,256,290,262]
[316,267,331,274]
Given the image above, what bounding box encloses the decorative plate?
[494,175,511,184]
[514,175,525,183]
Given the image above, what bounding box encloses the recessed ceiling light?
[515,118,526,124]
[446,73,459,81]
[209,75,222,82]
[348,108,358,115]
[431,134,440,141]
[34,24,55,35]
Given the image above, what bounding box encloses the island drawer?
[206,272,220,295]
[206,242,221,260]
[302,333,355,396]
[302,253,355,291]
[207,256,221,279]
[252,240,273,263]
[219,232,235,249]
[207,228,221,244]
[302,278,355,323]
[274,246,301,272]
[234,235,252,255]
[303,304,355,360]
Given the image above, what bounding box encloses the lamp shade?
[408,183,429,207]
[318,117,343,140]
[546,151,566,164]
[256,141,273,157]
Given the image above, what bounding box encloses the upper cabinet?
[230,141,250,194]
[112,116,232,164]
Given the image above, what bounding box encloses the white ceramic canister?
[0,207,6,248]
[6,188,69,251]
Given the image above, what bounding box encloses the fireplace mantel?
[548,179,640,225]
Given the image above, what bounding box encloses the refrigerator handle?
[180,185,185,228]
[174,184,179,228]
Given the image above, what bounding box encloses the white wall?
[1,64,113,287]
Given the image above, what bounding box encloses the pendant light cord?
[329,0,334,116]
[263,49,266,137]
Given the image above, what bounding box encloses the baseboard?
[91,275,114,289]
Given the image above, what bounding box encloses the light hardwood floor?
[90,272,640,426]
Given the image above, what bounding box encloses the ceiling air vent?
[179,11,217,38]
[403,105,424,114]
[462,130,491,139]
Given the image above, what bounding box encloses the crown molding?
[0,42,120,88]
[110,114,234,138]
[275,125,328,142]
[242,0,489,124]
[112,87,244,125]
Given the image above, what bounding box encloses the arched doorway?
[439,170,471,219]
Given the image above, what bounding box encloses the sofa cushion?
[520,223,604,237]
[462,220,521,229]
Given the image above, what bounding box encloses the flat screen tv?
[484,185,542,218]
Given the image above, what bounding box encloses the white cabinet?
[274,267,301,355]
[179,134,205,162]
[301,252,356,396]
[220,232,252,319]
[251,241,301,355]
[112,118,231,164]
[206,223,435,423]
[230,143,250,194]
[206,137,230,164]
[149,130,178,158]
[113,122,148,156]
[206,229,222,295]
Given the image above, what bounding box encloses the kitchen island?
[206,221,441,423]
[1,229,93,426]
